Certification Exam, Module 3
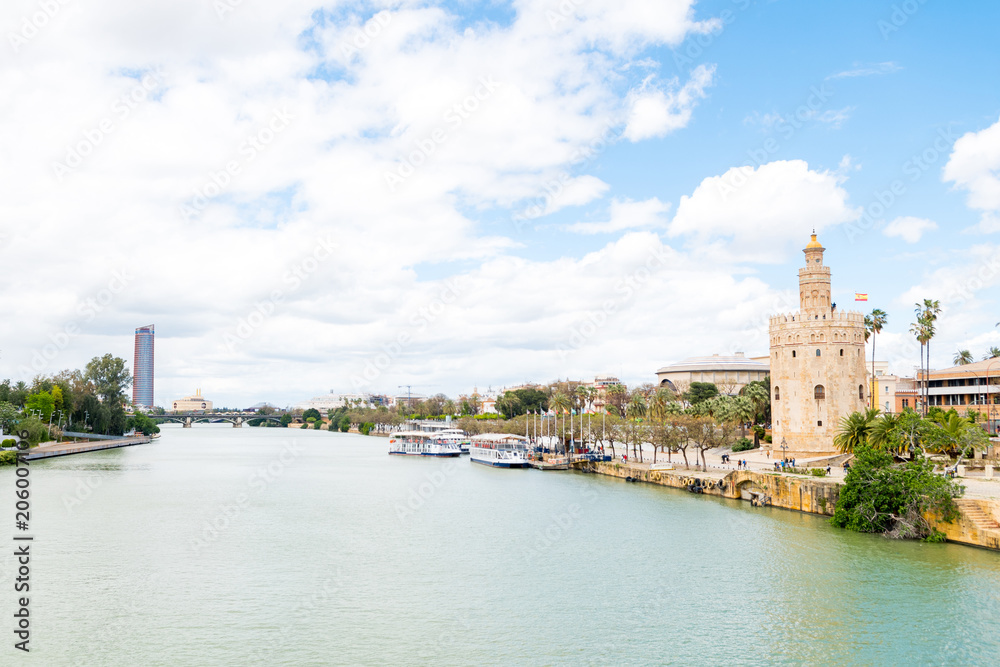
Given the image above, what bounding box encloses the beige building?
[171,389,213,412]
[655,353,769,396]
[769,234,868,455]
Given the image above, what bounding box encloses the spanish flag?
[855,293,868,302]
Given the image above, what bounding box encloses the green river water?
[2,425,999,665]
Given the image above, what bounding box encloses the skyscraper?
[133,324,155,409]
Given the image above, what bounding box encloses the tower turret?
[799,232,831,314]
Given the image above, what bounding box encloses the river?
[3,425,999,665]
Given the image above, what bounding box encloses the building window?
[818,420,823,426]
[792,350,797,358]
[774,387,780,401]
[815,385,825,400]
[902,399,909,408]
[859,385,864,400]
[840,349,844,356]
[816,349,821,356]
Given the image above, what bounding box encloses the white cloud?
[623,64,715,141]
[882,216,938,243]
[814,106,854,129]
[943,115,1000,231]
[828,61,902,79]
[564,197,670,234]
[0,0,726,405]
[668,160,860,263]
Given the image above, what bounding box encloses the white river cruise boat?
[436,428,471,454]
[388,431,462,457]
[468,433,530,468]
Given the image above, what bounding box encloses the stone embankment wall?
[591,462,1000,552]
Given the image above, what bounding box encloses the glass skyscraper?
[133,324,155,409]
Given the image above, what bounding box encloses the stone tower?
[769,234,868,455]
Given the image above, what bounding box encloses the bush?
[1,439,15,448]
[810,468,827,477]
[764,434,773,443]
[732,437,755,453]
[0,451,18,466]
[359,422,374,436]
[300,423,309,429]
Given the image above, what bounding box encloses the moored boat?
[388,431,461,457]
[469,433,529,468]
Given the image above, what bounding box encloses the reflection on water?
[1,423,998,665]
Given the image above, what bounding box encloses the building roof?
[656,352,770,375]
[928,357,1000,378]
[805,233,823,249]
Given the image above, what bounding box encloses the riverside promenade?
[23,433,153,460]
[587,447,1000,553]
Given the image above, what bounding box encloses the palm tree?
[917,299,942,413]
[984,347,1000,360]
[911,311,933,416]
[732,395,755,439]
[551,392,572,454]
[954,349,974,365]
[741,382,769,427]
[866,309,888,405]
[625,392,647,462]
[834,408,880,453]
[867,413,902,453]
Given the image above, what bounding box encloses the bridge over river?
[150,413,284,428]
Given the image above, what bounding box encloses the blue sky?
[1,0,999,407]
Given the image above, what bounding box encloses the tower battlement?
[769,310,865,326]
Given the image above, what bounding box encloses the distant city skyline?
[2,1,1000,408]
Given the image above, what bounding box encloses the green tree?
[127,412,161,436]
[953,349,974,365]
[684,382,718,406]
[302,408,322,422]
[280,413,292,428]
[338,415,350,432]
[831,444,962,540]
[0,402,21,433]
[84,354,133,405]
[25,391,55,422]
[984,347,1000,360]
